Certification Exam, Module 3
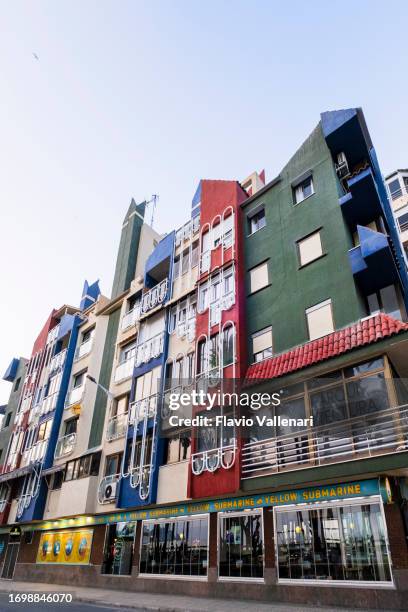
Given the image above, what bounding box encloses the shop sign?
[36,529,93,564]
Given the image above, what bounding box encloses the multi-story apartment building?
[385,169,408,258]
[1,108,408,609]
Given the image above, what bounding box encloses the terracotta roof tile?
[245,314,408,383]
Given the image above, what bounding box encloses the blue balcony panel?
[339,167,383,226]
[349,226,400,294]
[3,358,19,382]
[144,231,175,287]
[321,108,371,168]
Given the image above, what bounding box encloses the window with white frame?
[223,214,233,248]
[249,261,269,294]
[306,299,334,340]
[252,326,272,362]
[219,510,264,579]
[297,230,323,267]
[120,340,137,363]
[248,207,266,235]
[397,206,408,233]
[388,178,402,200]
[293,175,314,204]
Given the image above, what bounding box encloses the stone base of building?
[11,563,408,610]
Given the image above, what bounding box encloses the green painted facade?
[243,123,366,360]
[0,358,27,463]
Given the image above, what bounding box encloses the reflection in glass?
[219,512,264,578]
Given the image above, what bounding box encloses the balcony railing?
[106,413,128,441]
[41,392,58,415]
[129,393,158,425]
[242,404,408,479]
[140,279,169,315]
[22,439,48,466]
[121,305,140,331]
[74,339,93,361]
[176,317,196,341]
[135,331,165,367]
[46,325,60,345]
[114,356,135,383]
[54,433,77,459]
[175,217,200,245]
[20,394,33,414]
[65,385,84,407]
[49,349,66,373]
[98,473,120,504]
[191,444,237,475]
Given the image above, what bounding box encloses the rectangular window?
[181,249,190,275]
[14,377,21,392]
[219,511,264,579]
[275,500,392,583]
[249,261,269,294]
[82,327,95,344]
[191,241,199,268]
[101,522,136,575]
[198,282,209,312]
[120,341,137,363]
[173,256,180,279]
[248,207,266,235]
[306,299,334,340]
[298,231,323,266]
[367,284,404,321]
[166,432,191,464]
[388,178,402,200]
[294,176,314,204]
[213,223,222,248]
[139,516,208,576]
[397,209,408,233]
[73,371,86,389]
[252,327,273,362]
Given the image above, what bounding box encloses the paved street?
[0,581,398,612]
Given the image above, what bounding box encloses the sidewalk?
[0,580,396,612]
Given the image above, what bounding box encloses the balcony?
[49,349,66,373]
[106,413,128,441]
[54,433,76,459]
[114,356,135,383]
[241,404,408,480]
[339,166,383,226]
[22,439,48,466]
[74,339,93,361]
[46,325,60,345]
[349,226,399,294]
[98,473,120,504]
[20,394,33,414]
[175,217,200,246]
[176,317,196,342]
[65,385,84,408]
[140,279,169,316]
[129,393,158,425]
[41,392,58,415]
[134,331,165,367]
[191,444,236,475]
[121,305,140,331]
[0,484,10,513]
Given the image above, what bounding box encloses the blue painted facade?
[3,358,19,383]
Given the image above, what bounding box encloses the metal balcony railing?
[175,217,200,245]
[98,473,120,504]
[74,339,93,361]
[46,325,60,345]
[140,279,168,315]
[114,355,136,383]
[22,439,48,466]
[20,395,33,414]
[54,432,77,459]
[121,305,141,331]
[135,331,165,367]
[191,444,237,475]
[176,317,196,341]
[49,349,66,372]
[129,393,158,425]
[106,413,128,441]
[241,404,408,479]
[41,392,58,415]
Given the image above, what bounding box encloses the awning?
[0,465,32,484]
[41,465,64,476]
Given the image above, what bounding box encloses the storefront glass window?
[139,516,208,576]
[219,511,264,579]
[101,521,136,575]
[275,501,392,583]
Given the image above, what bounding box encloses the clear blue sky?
[1,0,407,403]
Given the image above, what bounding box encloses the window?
[219,511,264,579]
[223,214,233,248]
[4,412,11,428]
[14,377,21,392]
[120,341,136,364]
[198,282,209,312]
[249,261,269,294]
[248,207,266,235]
[275,500,392,583]
[213,223,222,248]
[388,178,402,200]
[166,432,191,464]
[294,175,314,204]
[306,299,334,340]
[173,255,180,279]
[397,208,408,233]
[367,284,404,321]
[222,326,235,367]
[252,327,272,362]
[297,231,323,266]
[64,418,78,435]
[102,522,136,575]
[111,394,129,417]
[73,371,86,389]
[140,516,208,576]
[51,471,64,490]
[181,248,189,275]
[64,452,101,482]
[82,327,95,344]
[104,453,123,477]
[191,241,199,267]
[127,293,139,312]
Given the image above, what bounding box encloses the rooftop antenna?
[145,194,159,227]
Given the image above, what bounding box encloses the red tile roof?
[245,314,408,383]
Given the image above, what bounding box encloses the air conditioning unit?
[103,481,118,501]
[335,152,350,180]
